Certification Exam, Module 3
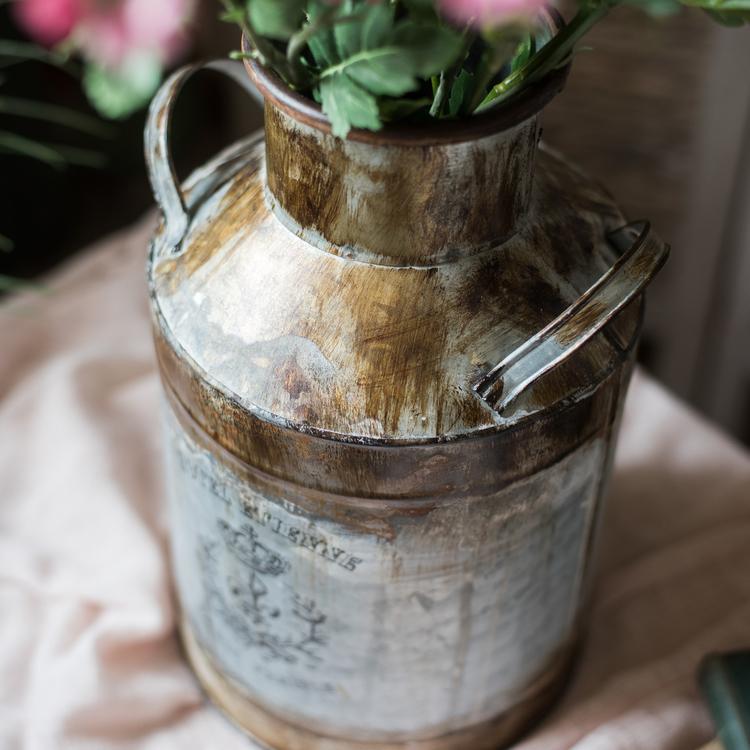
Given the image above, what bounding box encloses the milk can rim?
[241,17,569,147]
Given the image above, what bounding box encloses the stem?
[286,10,335,86]
[0,96,112,137]
[286,10,363,87]
[0,131,105,168]
[0,131,66,167]
[477,3,614,111]
[466,37,518,114]
[219,0,290,77]
[430,71,449,117]
[0,39,73,70]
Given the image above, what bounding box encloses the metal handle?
[145,59,263,254]
[472,220,669,416]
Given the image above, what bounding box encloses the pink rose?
[14,0,83,46]
[440,0,548,26]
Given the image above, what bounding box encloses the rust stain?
[265,106,537,263]
[556,300,609,347]
[156,101,169,132]
[280,359,311,401]
[182,615,577,750]
[629,234,669,279]
[156,168,265,292]
[153,317,624,511]
[145,80,659,507]
[143,58,668,750]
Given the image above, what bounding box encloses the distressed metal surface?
[474,221,669,415]
[167,403,604,739]
[145,59,665,749]
[150,137,640,440]
[182,620,572,750]
[145,60,261,255]
[264,105,539,264]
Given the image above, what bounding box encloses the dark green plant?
[224,0,750,138]
[0,39,109,254]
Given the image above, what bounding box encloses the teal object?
[700,652,750,750]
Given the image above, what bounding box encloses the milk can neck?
[263,103,540,266]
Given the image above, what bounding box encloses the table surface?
[1,216,749,750]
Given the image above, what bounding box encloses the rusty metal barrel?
[145,58,668,750]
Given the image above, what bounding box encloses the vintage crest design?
[197,519,327,664]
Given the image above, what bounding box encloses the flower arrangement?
[12,0,196,117]
[225,0,750,137]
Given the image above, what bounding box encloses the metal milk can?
[145,58,668,750]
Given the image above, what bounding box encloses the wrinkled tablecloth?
[1,215,749,750]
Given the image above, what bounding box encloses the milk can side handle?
[472,221,669,416]
[145,60,263,254]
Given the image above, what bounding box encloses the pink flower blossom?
[14,0,194,68]
[77,0,194,69]
[14,0,83,46]
[440,0,548,27]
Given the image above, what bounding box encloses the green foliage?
[83,54,162,119]
[0,38,109,253]
[622,0,683,17]
[233,0,468,136]
[447,68,473,116]
[0,96,112,137]
[310,2,464,136]
[682,0,750,24]
[320,73,380,134]
[233,0,750,138]
[247,0,306,39]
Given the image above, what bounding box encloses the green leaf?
[704,7,750,23]
[320,20,463,97]
[51,145,107,168]
[361,3,395,48]
[392,21,465,77]
[510,34,535,74]
[247,0,306,40]
[0,96,112,137]
[477,5,609,111]
[306,1,338,67]
[0,130,66,167]
[319,73,381,138]
[341,3,419,95]
[447,68,473,116]
[334,10,362,58]
[686,0,748,23]
[0,131,105,168]
[0,39,72,70]
[346,55,419,97]
[465,33,522,112]
[622,0,683,16]
[83,55,161,119]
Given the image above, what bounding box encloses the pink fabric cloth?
[1,215,749,750]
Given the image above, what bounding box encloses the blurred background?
[1,2,749,443]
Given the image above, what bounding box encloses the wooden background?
[543,7,750,443]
